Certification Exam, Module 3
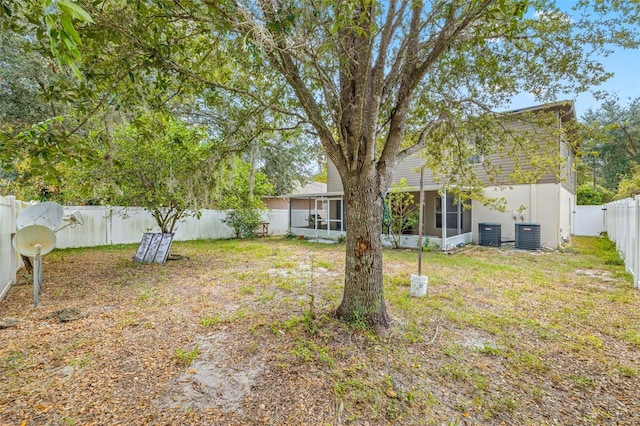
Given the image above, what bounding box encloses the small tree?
[87,113,218,233]
[615,166,640,200]
[219,160,272,238]
[384,179,419,249]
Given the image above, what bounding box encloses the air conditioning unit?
[478,222,501,247]
[515,223,540,250]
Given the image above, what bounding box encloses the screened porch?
[286,189,472,250]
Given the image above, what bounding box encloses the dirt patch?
[455,327,498,351]
[575,268,617,282]
[157,332,266,412]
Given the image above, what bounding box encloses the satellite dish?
[12,201,78,307]
[16,201,64,231]
[12,225,57,257]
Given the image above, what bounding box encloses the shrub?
[224,207,264,239]
[577,184,613,205]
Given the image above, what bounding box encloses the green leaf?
[68,62,82,79]
[44,174,60,185]
[60,14,82,45]
[1,1,12,17]
[57,0,95,24]
[44,14,56,30]
[61,31,75,50]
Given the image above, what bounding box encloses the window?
[468,153,483,165]
[435,195,462,229]
[467,135,487,165]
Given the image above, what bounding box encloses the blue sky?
[508,2,640,120]
[573,47,640,117]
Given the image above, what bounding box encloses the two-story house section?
[287,101,576,249]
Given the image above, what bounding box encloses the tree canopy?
[87,112,221,233]
[579,96,640,191]
[1,1,320,204]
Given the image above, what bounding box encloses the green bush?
[224,207,264,239]
[577,184,613,205]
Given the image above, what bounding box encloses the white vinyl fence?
[572,205,606,236]
[0,200,289,301]
[1,196,34,300]
[604,196,640,290]
[54,206,238,248]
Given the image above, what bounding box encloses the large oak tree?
[206,0,638,328]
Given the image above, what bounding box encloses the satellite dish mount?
[13,202,84,306]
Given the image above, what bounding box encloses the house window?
[468,153,483,165]
[435,195,462,229]
[467,135,486,165]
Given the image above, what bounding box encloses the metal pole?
[340,196,344,232]
[418,166,425,276]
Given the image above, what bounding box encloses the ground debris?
[43,308,87,323]
[0,317,20,328]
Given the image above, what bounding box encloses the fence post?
[618,201,625,253]
[9,196,18,285]
[624,201,629,256]
[610,201,620,238]
[629,199,635,284]
[633,196,640,288]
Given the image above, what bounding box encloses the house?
[286,101,577,249]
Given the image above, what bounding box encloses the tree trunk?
[335,173,390,328]
[248,140,259,196]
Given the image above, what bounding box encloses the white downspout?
[556,183,562,247]
[442,190,447,250]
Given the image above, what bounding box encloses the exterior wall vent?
[478,222,501,247]
[515,223,541,250]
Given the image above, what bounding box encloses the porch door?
[314,198,327,230]
[436,195,462,230]
[329,199,344,231]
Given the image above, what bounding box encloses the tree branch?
[397,111,447,162]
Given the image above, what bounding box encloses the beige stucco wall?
[471,183,573,248]
[329,162,574,248]
[558,185,575,243]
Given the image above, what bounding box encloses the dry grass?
[0,236,638,425]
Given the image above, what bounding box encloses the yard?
[1,236,639,425]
